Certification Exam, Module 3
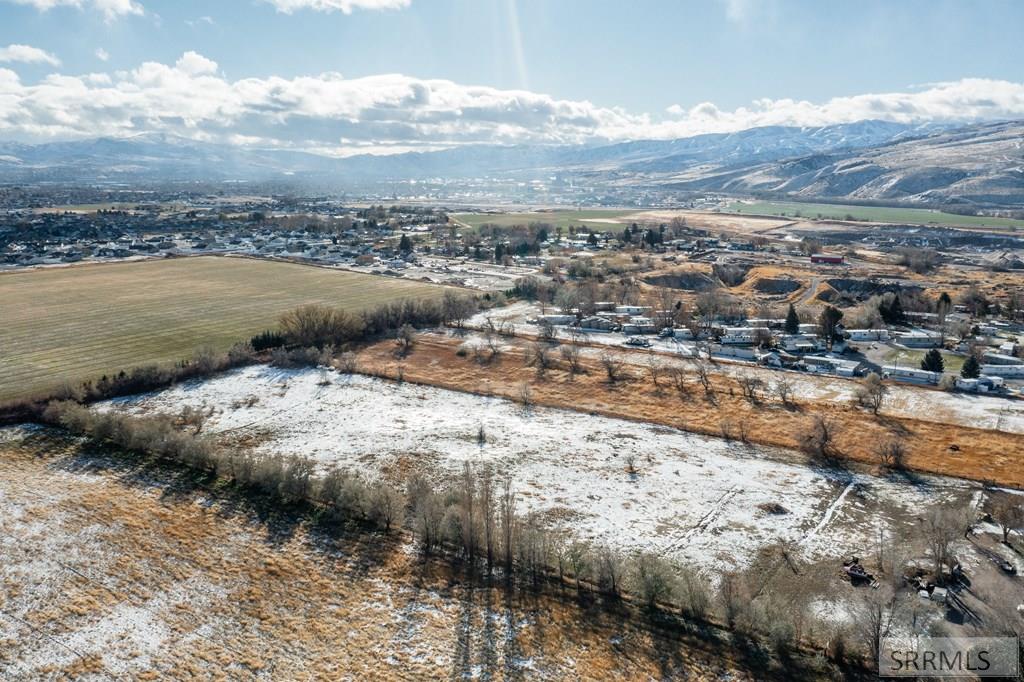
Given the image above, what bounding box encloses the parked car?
[625,337,652,348]
[658,327,674,338]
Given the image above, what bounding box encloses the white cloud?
[0,44,61,67]
[3,0,143,22]
[262,0,410,13]
[0,51,1020,155]
[95,47,109,61]
[185,15,215,27]
[174,51,218,76]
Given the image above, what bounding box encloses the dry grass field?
[0,256,444,402]
[356,334,1024,488]
[0,427,767,680]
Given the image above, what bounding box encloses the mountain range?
[0,119,1021,207]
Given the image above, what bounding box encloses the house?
[537,314,575,326]
[980,364,1024,378]
[982,352,1023,366]
[719,326,770,345]
[622,317,657,335]
[579,316,616,331]
[847,329,890,342]
[810,254,844,265]
[802,355,864,377]
[882,365,940,385]
[998,341,1020,356]
[779,334,824,353]
[615,305,648,316]
[895,330,943,348]
[713,345,757,360]
[798,323,819,335]
[956,376,1004,393]
[757,350,799,368]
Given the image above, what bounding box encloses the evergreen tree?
[784,303,800,335]
[889,294,905,324]
[398,234,413,253]
[817,305,844,349]
[961,354,981,379]
[920,348,945,373]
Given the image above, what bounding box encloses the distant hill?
[0,119,1020,207]
[658,121,1024,208]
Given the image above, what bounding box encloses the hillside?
[661,120,1024,208]
[0,120,1020,207]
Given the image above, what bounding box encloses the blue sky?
[1,0,1022,153]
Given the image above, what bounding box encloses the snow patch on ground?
[102,367,974,575]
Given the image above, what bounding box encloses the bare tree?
[600,352,626,384]
[854,372,889,415]
[738,374,765,404]
[517,381,532,408]
[478,467,496,570]
[395,323,416,356]
[567,541,590,593]
[499,475,517,572]
[718,571,747,628]
[459,461,477,558]
[631,552,677,610]
[773,376,795,407]
[989,495,1024,545]
[668,366,690,400]
[370,482,406,533]
[537,318,557,342]
[526,341,554,379]
[692,357,713,395]
[559,343,583,376]
[852,588,898,664]
[646,356,666,391]
[595,545,626,597]
[800,414,839,460]
[876,439,907,470]
[924,506,967,583]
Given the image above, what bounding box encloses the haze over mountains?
[1,119,1021,208]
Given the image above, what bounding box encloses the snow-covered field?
[103,366,976,576]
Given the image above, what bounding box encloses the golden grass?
[0,431,764,680]
[0,256,445,401]
[358,334,1024,488]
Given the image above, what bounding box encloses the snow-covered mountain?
[658,120,1024,207]
[0,120,1020,207]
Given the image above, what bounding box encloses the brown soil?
[358,334,1024,488]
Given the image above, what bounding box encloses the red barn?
[810,254,844,265]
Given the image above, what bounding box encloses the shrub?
[251,330,286,352]
[631,552,677,609]
[279,304,365,349]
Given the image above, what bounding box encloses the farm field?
[0,256,444,402]
[0,426,761,680]
[452,209,637,231]
[724,201,1024,230]
[103,367,976,578]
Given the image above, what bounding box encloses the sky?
[0,0,1022,155]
